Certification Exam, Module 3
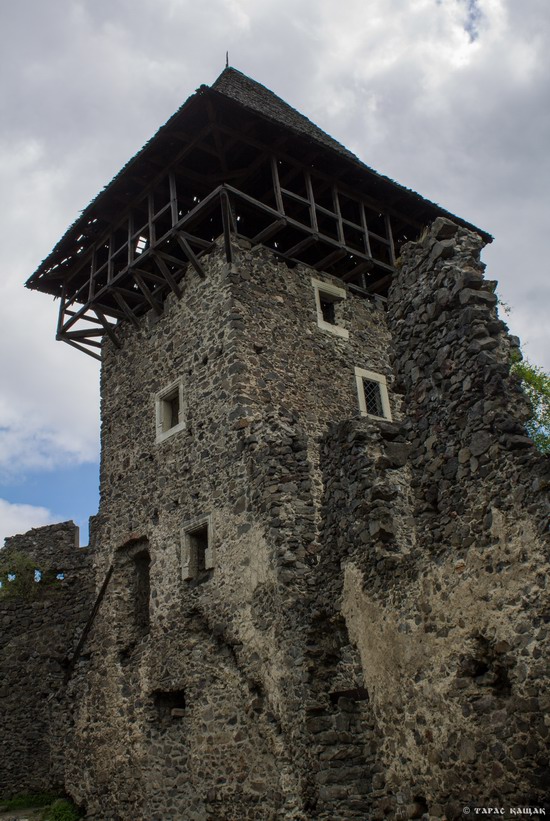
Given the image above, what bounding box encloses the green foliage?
[511,356,550,455]
[0,551,55,599]
[42,798,83,821]
[0,793,56,809]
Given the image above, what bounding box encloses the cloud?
[0,0,548,507]
[0,499,57,546]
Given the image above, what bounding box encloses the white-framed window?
[354,367,392,421]
[155,378,185,443]
[311,277,349,339]
[181,515,214,581]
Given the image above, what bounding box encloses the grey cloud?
[0,0,548,484]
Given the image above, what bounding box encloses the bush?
[42,798,82,821]
[511,357,550,455]
[0,552,59,600]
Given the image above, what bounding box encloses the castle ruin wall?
[0,522,95,798]
[2,220,548,821]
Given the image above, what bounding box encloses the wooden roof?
[26,67,491,299]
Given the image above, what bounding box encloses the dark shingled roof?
[212,68,361,164]
[26,66,491,296]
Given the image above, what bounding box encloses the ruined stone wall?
[50,223,549,821]
[318,219,550,819]
[66,238,394,820]
[0,522,95,798]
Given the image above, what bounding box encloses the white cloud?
[0,0,548,499]
[0,499,57,546]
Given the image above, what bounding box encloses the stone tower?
[18,69,550,820]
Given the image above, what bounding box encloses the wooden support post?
[56,285,66,337]
[133,273,163,315]
[127,213,134,266]
[332,187,345,245]
[173,234,206,279]
[152,252,184,295]
[169,172,179,227]
[88,250,96,302]
[385,214,396,266]
[220,189,234,265]
[93,308,122,349]
[305,172,318,232]
[60,337,102,361]
[132,267,167,287]
[271,156,284,214]
[361,205,373,258]
[107,232,114,284]
[112,292,141,329]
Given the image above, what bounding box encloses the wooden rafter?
[56,154,397,358]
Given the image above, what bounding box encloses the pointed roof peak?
[210,66,359,164]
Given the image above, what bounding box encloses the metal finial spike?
[225,51,229,68]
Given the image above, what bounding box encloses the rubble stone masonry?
[1,221,548,820]
[0,522,95,797]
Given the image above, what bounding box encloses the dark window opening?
[363,379,384,418]
[189,524,208,573]
[161,390,180,432]
[182,519,213,581]
[168,394,179,429]
[320,298,336,325]
[153,689,186,722]
[329,686,369,704]
[157,381,184,441]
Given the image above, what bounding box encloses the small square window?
[355,367,392,421]
[181,516,214,581]
[156,379,185,443]
[311,278,349,339]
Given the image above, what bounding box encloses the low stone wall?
[0,522,95,798]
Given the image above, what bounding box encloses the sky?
[0,0,548,544]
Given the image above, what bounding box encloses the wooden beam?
[314,248,348,270]
[252,218,287,245]
[220,190,234,265]
[332,187,345,245]
[62,328,105,339]
[152,253,184,296]
[59,337,102,361]
[365,272,393,294]
[132,273,163,315]
[305,172,318,233]
[341,260,374,285]
[63,333,102,348]
[385,214,396,266]
[93,307,122,349]
[271,155,284,214]
[111,285,144,302]
[112,292,141,329]
[224,184,377,266]
[132,267,168,287]
[172,235,205,279]
[284,235,317,257]
[178,231,215,250]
